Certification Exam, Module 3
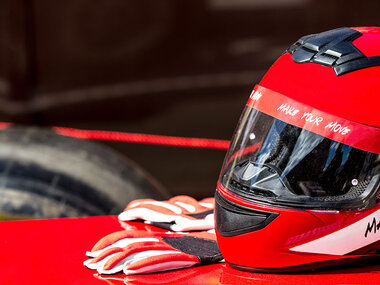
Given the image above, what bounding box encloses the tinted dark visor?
[219,106,380,210]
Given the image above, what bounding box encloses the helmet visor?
[219,88,380,210]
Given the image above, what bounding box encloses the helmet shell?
[215,27,380,272]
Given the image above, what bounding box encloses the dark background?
[1,0,379,198]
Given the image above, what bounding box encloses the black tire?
[0,126,170,220]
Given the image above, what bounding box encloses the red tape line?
[53,127,230,150]
[0,123,229,150]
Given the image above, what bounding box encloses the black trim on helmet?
[287,27,380,76]
[215,190,279,237]
[227,255,380,273]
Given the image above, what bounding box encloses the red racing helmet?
[215,27,380,272]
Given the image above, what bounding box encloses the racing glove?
[84,229,222,275]
[118,196,214,232]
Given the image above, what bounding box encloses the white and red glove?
[118,196,214,232]
[84,229,222,275]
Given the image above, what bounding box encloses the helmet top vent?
[287,27,380,76]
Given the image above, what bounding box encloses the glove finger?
[198,198,214,209]
[88,239,179,273]
[85,241,169,273]
[100,250,182,275]
[87,247,124,266]
[84,251,121,272]
[126,199,155,209]
[90,230,161,252]
[118,208,178,224]
[90,231,129,252]
[102,242,175,271]
[124,251,199,275]
[170,214,214,232]
[171,196,215,213]
[125,196,214,216]
[87,237,159,258]
[126,201,183,214]
[170,196,198,213]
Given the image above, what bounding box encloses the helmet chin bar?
[215,186,380,272]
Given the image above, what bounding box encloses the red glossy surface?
[353,27,380,57]
[0,216,123,284]
[0,216,378,284]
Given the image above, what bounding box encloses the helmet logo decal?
[290,210,380,255]
[365,217,380,238]
[287,27,380,76]
[277,103,299,117]
[249,89,262,101]
[248,86,380,154]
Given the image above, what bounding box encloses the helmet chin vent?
[215,191,278,237]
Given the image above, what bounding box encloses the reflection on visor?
[231,162,290,198]
[220,106,380,210]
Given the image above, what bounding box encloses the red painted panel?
[0,216,378,284]
[0,216,124,284]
